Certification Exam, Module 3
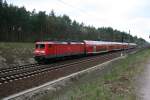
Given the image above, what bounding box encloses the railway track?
[0,51,121,85]
[0,49,137,98]
[0,63,39,74]
[0,54,107,75]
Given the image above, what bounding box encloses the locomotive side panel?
[51,43,85,57]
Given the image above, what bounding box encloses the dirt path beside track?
[136,59,150,100]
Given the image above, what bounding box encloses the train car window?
[40,44,45,49]
[36,44,45,49]
[36,44,38,48]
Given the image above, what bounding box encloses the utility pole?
[128,30,130,48]
[129,30,130,42]
[121,33,124,56]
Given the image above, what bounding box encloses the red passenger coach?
[84,40,109,54]
[83,40,126,54]
[34,41,85,62]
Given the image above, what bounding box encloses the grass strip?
[66,49,150,100]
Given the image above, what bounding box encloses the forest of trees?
[0,0,148,45]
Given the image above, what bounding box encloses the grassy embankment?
[0,42,35,68]
[41,49,150,100]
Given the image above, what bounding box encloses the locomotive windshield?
[36,44,45,49]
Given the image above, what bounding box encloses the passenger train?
[34,40,136,62]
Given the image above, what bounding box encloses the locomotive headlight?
[40,50,45,54]
[35,50,39,53]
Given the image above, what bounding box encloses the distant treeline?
[0,0,148,45]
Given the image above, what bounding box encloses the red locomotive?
[34,40,136,62]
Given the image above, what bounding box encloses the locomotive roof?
[36,41,84,44]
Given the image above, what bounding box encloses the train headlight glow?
[40,51,45,53]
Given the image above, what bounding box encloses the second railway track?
[0,51,121,84]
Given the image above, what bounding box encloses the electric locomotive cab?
[35,43,45,55]
[34,42,46,61]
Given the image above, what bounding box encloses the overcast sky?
[7,0,150,42]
